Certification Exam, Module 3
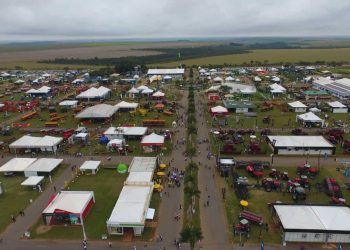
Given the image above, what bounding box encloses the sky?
[1,0,350,41]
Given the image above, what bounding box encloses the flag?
[260,240,264,250]
[338,243,343,250]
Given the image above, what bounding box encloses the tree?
[180,225,203,250]
[184,185,200,198]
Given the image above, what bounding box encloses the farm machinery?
[233,219,250,237]
[262,178,281,192]
[291,128,308,135]
[297,163,318,178]
[246,164,264,178]
[287,182,307,201]
[232,172,250,200]
[269,169,289,181]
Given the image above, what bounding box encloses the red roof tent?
[207,93,220,101]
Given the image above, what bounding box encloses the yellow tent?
[240,200,249,207]
[157,172,166,176]
[159,164,167,169]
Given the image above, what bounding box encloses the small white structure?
[76,104,117,119]
[141,133,165,149]
[288,101,307,113]
[272,204,350,244]
[106,184,153,236]
[10,135,63,154]
[147,69,184,79]
[269,83,286,94]
[59,100,78,109]
[254,76,262,83]
[115,101,139,111]
[327,101,348,113]
[79,161,101,174]
[210,105,229,115]
[21,176,44,189]
[106,139,125,150]
[103,127,147,140]
[24,158,63,177]
[26,86,51,96]
[152,91,165,98]
[297,112,324,127]
[213,76,223,84]
[267,135,335,155]
[0,158,37,173]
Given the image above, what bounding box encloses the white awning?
[21,176,44,186]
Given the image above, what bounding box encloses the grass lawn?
[32,168,126,240]
[221,165,350,245]
[0,164,68,233]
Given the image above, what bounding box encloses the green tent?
[117,163,128,174]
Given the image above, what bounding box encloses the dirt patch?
[36,225,52,234]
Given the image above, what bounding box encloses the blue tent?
[99,136,109,144]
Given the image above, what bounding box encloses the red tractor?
[324,177,342,198]
[233,219,250,237]
[246,165,264,178]
[297,164,318,178]
[287,182,307,201]
[248,141,261,154]
[262,178,281,192]
[293,175,310,189]
[269,169,289,180]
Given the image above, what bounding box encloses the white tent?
[15,79,25,84]
[24,158,63,177]
[21,176,44,187]
[76,104,117,119]
[213,76,223,83]
[10,135,63,153]
[309,107,321,113]
[107,139,125,149]
[272,76,281,82]
[210,105,228,114]
[137,85,149,91]
[127,87,139,94]
[76,86,111,99]
[59,100,78,108]
[297,112,324,127]
[142,88,154,94]
[141,133,165,146]
[115,101,139,110]
[26,86,51,95]
[80,161,101,174]
[128,157,157,173]
[225,76,235,82]
[125,172,153,185]
[254,76,262,82]
[103,126,147,140]
[0,158,37,173]
[152,91,165,97]
[163,75,172,80]
[269,83,286,93]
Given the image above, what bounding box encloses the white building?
[9,135,63,154]
[267,135,335,155]
[76,86,111,100]
[103,127,147,140]
[147,69,184,79]
[288,101,307,113]
[272,204,350,244]
[313,77,350,99]
[296,112,324,127]
[327,101,348,113]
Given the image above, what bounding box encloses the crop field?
[153,48,350,67]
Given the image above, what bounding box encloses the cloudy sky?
[1,0,350,41]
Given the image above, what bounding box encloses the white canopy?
[104,127,147,137]
[76,86,111,99]
[115,101,139,110]
[21,176,44,186]
[76,104,117,119]
[10,135,63,149]
[127,87,139,94]
[269,83,286,93]
[24,158,63,175]
[267,136,334,148]
[211,105,228,113]
[309,107,321,113]
[163,75,172,80]
[147,69,184,75]
[297,112,323,122]
[137,85,149,91]
[59,100,78,107]
[273,204,350,231]
[141,133,165,146]
[128,157,157,173]
[213,76,223,82]
[288,101,307,108]
[254,76,262,82]
[80,161,101,171]
[152,91,165,97]
[0,158,37,172]
[26,86,51,94]
[107,139,125,148]
[142,88,154,94]
[272,76,281,82]
[125,172,153,185]
[225,76,234,81]
[15,79,25,84]
[327,101,347,108]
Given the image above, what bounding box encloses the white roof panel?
[297,112,323,122]
[80,161,101,171]
[0,158,37,172]
[328,101,347,108]
[274,204,350,231]
[288,101,307,108]
[25,158,63,173]
[147,69,184,75]
[125,172,153,185]
[268,136,334,148]
[21,176,44,186]
[128,157,157,173]
[76,104,117,119]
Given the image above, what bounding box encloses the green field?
[153,48,350,67]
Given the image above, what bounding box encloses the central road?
[194,91,232,250]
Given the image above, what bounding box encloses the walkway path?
[194,91,232,250]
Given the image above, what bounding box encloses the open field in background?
[0,41,216,70]
[153,48,350,67]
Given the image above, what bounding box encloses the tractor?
[269,169,289,180]
[293,175,310,189]
[297,163,318,178]
[233,219,250,237]
[287,182,307,201]
[262,178,281,192]
[324,176,342,198]
[246,165,264,178]
[248,141,261,154]
[233,172,250,200]
[0,126,13,136]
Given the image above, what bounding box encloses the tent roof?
[273,204,350,231]
[147,69,184,75]
[25,158,63,173]
[141,133,165,146]
[152,91,165,97]
[297,112,323,122]
[76,86,110,99]
[59,100,78,106]
[327,101,347,108]
[80,161,101,171]
[129,157,157,173]
[10,135,63,149]
[43,191,94,214]
[21,176,44,186]
[26,86,51,94]
[104,126,147,136]
[107,184,153,225]
[115,101,139,109]
[142,88,154,94]
[211,105,228,113]
[288,101,307,108]
[267,136,334,148]
[127,87,139,94]
[125,172,153,185]
[0,158,37,172]
[269,83,286,93]
[76,104,117,119]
